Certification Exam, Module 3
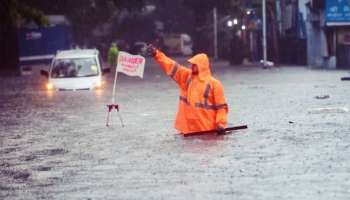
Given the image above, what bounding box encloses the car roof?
[55,49,99,59]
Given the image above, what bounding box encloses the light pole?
[262,0,267,66]
[213,7,218,60]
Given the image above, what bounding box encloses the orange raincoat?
[154,50,228,134]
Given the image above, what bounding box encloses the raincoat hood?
[188,53,211,81]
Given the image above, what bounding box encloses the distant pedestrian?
[108,43,119,68]
[146,44,229,135]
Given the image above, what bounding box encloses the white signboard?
[116,51,145,78]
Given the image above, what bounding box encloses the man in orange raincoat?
[147,45,228,135]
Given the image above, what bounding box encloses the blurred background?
[2,0,350,75]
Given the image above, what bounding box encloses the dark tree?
[0,0,47,73]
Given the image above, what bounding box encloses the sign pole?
[106,64,125,127]
[106,51,146,127]
[112,67,119,104]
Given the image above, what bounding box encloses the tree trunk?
[0,24,19,74]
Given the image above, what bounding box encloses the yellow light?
[94,88,103,97]
[94,80,103,89]
[46,82,53,90]
[46,90,54,98]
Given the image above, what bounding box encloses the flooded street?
[1,59,350,200]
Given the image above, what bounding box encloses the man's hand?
[146,44,157,57]
[217,126,226,135]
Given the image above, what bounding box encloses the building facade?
[302,0,350,69]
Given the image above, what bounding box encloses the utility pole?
[213,7,218,60]
[262,0,267,66]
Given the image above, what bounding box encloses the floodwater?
[1,58,350,200]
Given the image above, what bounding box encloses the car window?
[51,57,98,78]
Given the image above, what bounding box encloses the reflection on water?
[176,134,225,154]
[45,89,54,98]
[94,88,104,97]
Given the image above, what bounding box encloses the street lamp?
[241,25,246,30]
[233,18,238,25]
[227,20,233,27]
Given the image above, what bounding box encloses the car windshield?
[51,57,98,78]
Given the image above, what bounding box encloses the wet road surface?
[1,59,350,199]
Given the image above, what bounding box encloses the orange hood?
[188,53,211,81]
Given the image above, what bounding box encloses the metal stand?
[106,104,125,127]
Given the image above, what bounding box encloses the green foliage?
[23,0,148,45]
[0,0,47,27]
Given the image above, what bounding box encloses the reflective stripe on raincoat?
[154,50,228,134]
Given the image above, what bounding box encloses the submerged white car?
[41,49,110,90]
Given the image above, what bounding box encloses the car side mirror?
[102,68,111,75]
[40,70,49,78]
